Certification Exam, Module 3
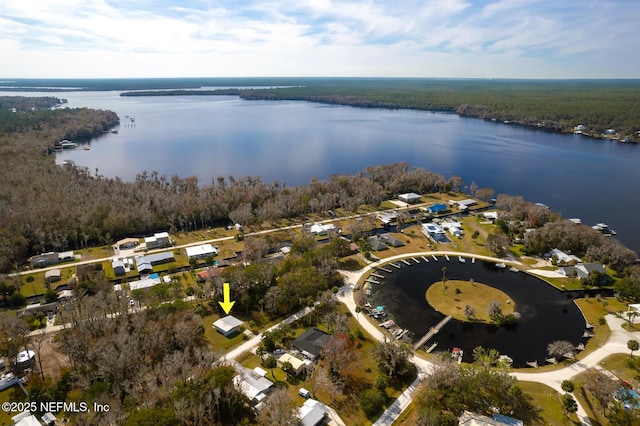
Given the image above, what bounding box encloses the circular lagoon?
[368,256,588,368]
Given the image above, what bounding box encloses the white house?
[450,199,477,210]
[114,275,162,292]
[309,223,336,235]
[299,399,327,426]
[483,211,499,221]
[547,248,581,265]
[213,315,244,336]
[185,244,218,260]
[398,192,421,204]
[234,371,274,404]
[448,227,464,238]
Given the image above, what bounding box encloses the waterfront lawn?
[426,279,515,322]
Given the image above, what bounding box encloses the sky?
[1,0,639,79]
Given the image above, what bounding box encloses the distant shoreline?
[3,78,639,142]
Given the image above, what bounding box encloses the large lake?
[7,90,640,251]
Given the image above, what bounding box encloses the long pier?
[413,315,453,350]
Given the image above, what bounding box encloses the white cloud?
[0,0,638,78]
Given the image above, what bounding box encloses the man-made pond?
[369,256,587,368]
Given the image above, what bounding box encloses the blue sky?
[1,0,638,78]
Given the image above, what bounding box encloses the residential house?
[547,248,581,265]
[277,353,312,376]
[449,198,477,210]
[213,315,244,337]
[309,223,336,235]
[424,203,448,214]
[111,259,126,276]
[398,192,421,204]
[114,275,162,292]
[185,244,218,260]
[234,369,274,405]
[112,237,140,251]
[366,236,388,251]
[31,251,73,268]
[291,328,332,360]
[299,399,327,426]
[144,232,171,250]
[377,211,398,225]
[379,233,404,247]
[482,211,499,222]
[575,263,606,280]
[196,267,221,282]
[135,251,175,274]
[44,269,61,283]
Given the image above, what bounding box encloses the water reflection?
[369,258,586,368]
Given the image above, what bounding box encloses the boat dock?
[379,267,392,273]
[425,342,438,353]
[391,262,401,269]
[413,315,453,350]
[445,254,450,261]
[421,256,429,262]
[432,255,438,261]
[411,257,420,264]
[365,278,381,285]
[401,259,411,266]
[472,257,476,263]
[371,273,384,279]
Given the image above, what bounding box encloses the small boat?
[509,267,518,273]
[83,146,90,150]
[111,129,118,134]
[458,256,465,263]
[495,263,506,269]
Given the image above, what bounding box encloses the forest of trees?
[0,96,637,279]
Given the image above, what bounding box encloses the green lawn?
[519,381,580,425]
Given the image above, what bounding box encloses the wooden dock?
[445,254,450,261]
[391,262,401,268]
[421,256,429,263]
[432,254,438,261]
[371,273,384,279]
[413,315,453,350]
[401,259,411,266]
[411,257,420,264]
[379,267,392,273]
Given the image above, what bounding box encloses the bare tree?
[547,340,576,360]
[257,387,300,426]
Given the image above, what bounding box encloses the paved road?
[338,253,640,426]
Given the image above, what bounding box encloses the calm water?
[6,90,640,251]
[370,259,586,367]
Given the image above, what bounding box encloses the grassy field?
[426,279,515,322]
[519,381,580,425]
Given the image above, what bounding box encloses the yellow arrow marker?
[219,282,235,315]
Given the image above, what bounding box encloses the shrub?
[360,388,387,418]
